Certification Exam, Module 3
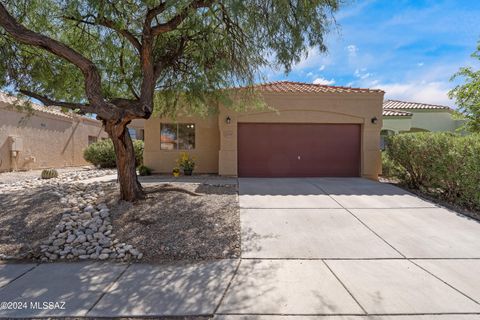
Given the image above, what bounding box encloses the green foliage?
[176,152,195,173]
[137,164,152,176]
[449,42,480,133]
[386,132,480,210]
[133,139,144,167]
[0,0,339,116]
[84,139,144,168]
[41,168,58,179]
[381,151,406,179]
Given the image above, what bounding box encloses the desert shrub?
[137,165,152,176]
[386,132,480,210]
[381,150,406,179]
[84,139,144,168]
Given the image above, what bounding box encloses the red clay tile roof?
[382,109,412,117]
[383,99,451,110]
[246,81,384,94]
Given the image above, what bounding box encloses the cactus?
[41,169,59,179]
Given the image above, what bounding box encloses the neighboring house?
[144,81,384,179]
[0,92,108,172]
[381,100,465,149]
[382,100,464,133]
[128,119,145,141]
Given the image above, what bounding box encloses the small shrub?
[386,132,480,210]
[84,139,144,168]
[41,168,58,179]
[138,165,152,176]
[176,152,195,175]
[172,167,180,177]
[381,151,405,179]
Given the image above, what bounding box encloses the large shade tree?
[0,0,339,201]
[449,42,480,133]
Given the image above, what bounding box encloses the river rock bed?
[39,182,142,262]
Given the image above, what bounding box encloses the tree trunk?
[105,120,144,201]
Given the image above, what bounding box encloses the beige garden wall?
[217,92,384,179]
[0,105,108,172]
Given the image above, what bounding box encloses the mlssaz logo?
[29,302,66,310]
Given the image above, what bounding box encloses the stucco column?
[218,108,238,176]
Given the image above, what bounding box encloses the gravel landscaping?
[0,166,116,186]
[0,168,134,261]
[0,169,240,263]
[111,183,240,263]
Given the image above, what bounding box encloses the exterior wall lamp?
[371,117,378,124]
[226,116,231,124]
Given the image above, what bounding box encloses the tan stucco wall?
[144,115,219,173]
[144,91,384,179]
[382,117,413,133]
[218,92,384,179]
[409,110,459,132]
[0,106,108,172]
[382,110,463,133]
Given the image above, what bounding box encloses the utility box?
[10,136,23,152]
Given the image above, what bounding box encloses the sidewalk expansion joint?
[213,259,242,315]
[0,263,39,290]
[85,262,131,316]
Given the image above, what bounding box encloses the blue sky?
[265,0,480,106]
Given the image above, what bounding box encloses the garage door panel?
[238,123,360,177]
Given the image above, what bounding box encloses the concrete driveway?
[217,178,480,318]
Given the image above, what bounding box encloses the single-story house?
[144,81,384,179]
[381,100,465,149]
[382,100,464,133]
[0,92,108,172]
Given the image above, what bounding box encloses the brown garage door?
[238,123,360,177]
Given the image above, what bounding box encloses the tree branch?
[19,89,97,114]
[145,2,168,28]
[119,46,140,99]
[151,0,213,36]
[63,15,141,53]
[0,3,109,116]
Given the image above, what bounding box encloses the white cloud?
[374,81,453,106]
[417,62,425,67]
[292,48,331,71]
[354,68,372,79]
[313,77,336,85]
[319,65,326,71]
[306,72,314,77]
[347,44,358,57]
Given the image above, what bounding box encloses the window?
[161,123,195,150]
[137,129,145,141]
[88,136,98,145]
[128,128,137,140]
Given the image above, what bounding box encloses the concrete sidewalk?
[0,260,238,318]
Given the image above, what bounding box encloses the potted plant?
[177,152,195,176]
[172,167,180,177]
